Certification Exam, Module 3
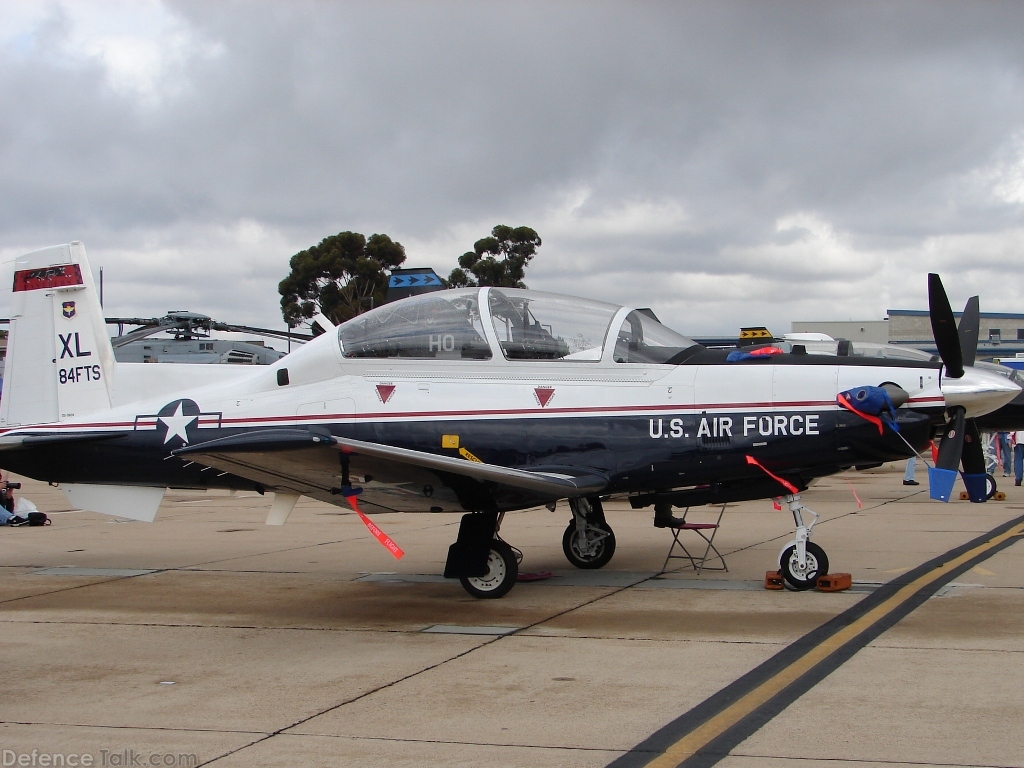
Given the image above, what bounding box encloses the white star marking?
[158,402,197,445]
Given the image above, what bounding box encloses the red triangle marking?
[535,387,555,407]
[376,384,396,404]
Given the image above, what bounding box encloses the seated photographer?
[0,474,26,526]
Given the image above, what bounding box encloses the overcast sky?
[2,1,1024,338]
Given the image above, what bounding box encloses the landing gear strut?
[444,511,520,598]
[777,494,829,590]
[562,497,616,569]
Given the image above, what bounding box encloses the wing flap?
[332,436,608,495]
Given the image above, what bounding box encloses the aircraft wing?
[173,429,608,512]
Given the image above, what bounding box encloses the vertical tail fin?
[1,242,115,427]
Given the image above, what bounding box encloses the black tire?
[986,473,997,500]
[459,539,519,599]
[562,521,617,569]
[780,541,829,591]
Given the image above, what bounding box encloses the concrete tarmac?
[0,464,1022,767]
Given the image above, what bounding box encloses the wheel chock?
[959,491,970,501]
[817,573,852,592]
[994,491,1007,501]
[764,571,784,590]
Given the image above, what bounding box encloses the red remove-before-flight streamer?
[345,494,405,559]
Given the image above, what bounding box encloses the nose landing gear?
[777,494,829,590]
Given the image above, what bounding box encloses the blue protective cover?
[961,473,989,503]
[928,466,958,502]
[839,385,900,432]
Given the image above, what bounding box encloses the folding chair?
[660,504,728,575]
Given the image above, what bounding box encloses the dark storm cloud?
[2,1,1024,332]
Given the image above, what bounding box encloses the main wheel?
[459,539,519,599]
[562,521,616,569]
[780,541,829,591]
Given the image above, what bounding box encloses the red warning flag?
[846,478,863,509]
[345,494,404,559]
[837,392,885,435]
[745,454,799,494]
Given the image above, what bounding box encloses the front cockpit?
[336,287,700,365]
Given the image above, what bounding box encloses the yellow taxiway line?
[641,521,1024,768]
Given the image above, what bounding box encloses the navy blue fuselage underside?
[0,408,933,510]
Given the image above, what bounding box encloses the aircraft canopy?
[337,287,697,363]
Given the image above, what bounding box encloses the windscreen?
[612,311,699,363]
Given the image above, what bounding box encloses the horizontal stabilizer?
[60,484,165,522]
[0,431,129,450]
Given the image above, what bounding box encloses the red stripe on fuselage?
[0,398,845,435]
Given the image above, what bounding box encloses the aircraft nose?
[941,367,1022,418]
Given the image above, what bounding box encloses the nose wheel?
[780,541,829,590]
[776,494,829,591]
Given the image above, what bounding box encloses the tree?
[279,231,406,328]
[447,225,541,288]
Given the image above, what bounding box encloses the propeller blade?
[929,405,966,502]
[960,418,986,475]
[934,406,966,471]
[959,418,991,503]
[928,407,992,503]
[928,273,964,378]
[957,296,980,369]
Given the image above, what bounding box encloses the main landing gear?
[562,497,616,569]
[777,494,829,590]
[443,511,521,598]
[442,497,618,598]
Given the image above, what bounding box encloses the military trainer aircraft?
[0,243,1018,598]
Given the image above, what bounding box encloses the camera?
[4,482,20,490]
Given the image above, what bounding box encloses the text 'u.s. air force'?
[650,414,819,438]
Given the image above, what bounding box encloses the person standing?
[998,432,1012,476]
[903,455,919,486]
[983,432,999,476]
[1014,431,1024,487]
